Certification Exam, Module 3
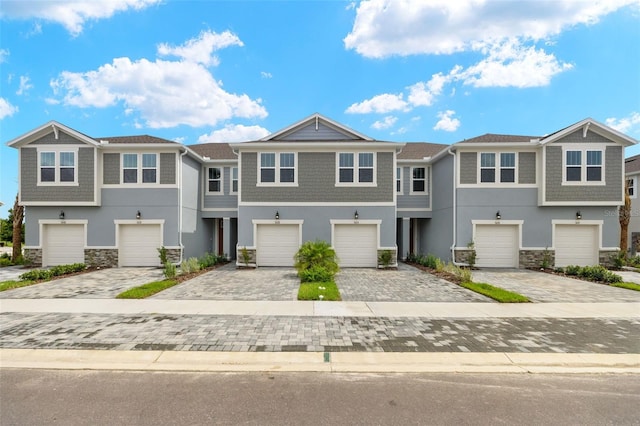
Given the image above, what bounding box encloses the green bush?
[18,263,85,281]
[157,246,168,264]
[294,240,339,278]
[180,257,201,274]
[299,265,334,283]
[198,252,226,268]
[0,257,12,267]
[628,255,640,267]
[562,264,622,284]
[378,250,394,268]
[163,261,176,279]
[20,269,53,281]
[554,267,564,274]
[422,254,439,269]
[612,250,626,269]
[405,252,418,263]
[564,265,581,276]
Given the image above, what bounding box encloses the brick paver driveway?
[0,268,164,299]
[155,262,492,302]
[472,269,640,303]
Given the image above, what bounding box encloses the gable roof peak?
[261,112,374,142]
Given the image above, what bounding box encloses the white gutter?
[178,148,188,264]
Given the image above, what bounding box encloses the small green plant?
[405,252,418,263]
[564,265,581,276]
[612,250,626,269]
[299,265,334,283]
[18,263,85,281]
[180,257,201,274]
[466,241,476,268]
[541,247,552,269]
[378,250,394,268]
[240,246,251,266]
[157,246,168,265]
[163,261,176,279]
[294,240,339,277]
[434,258,445,272]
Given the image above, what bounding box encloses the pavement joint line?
[1,349,639,374]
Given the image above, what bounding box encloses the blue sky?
[1,0,639,217]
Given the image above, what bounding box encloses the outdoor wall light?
[275,211,280,220]
[59,210,65,220]
[354,210,359,220]
[576,211,582,220]
[136,210,142,220]
[495,211,501,220]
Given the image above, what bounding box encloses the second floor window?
[39,151,76,184]
[565,149,603,183]
[337,152,375,184]
[208,167,222,192]
[480,152,516,183]
[412,167,426,193]
[500,153,516,183]
[627,178,636,198]
[259,152,296,185]
[231,167,238,193]
[480,153,496,182]
[396,167,402,193]
[123,153,157,184]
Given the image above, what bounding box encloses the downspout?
[178,148,188,264]
[447,148,464,266]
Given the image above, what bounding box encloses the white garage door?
[555,224,598,267]
[475,225,518,268]
[119,224,162,267]
[43,224,85,266]
[333,224,378,267]
[256,224,300,266]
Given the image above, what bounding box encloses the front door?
[217,219,224,255]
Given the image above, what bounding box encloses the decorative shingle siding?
[160,153,176,184]
[21,147,95,202]
[241,152,393,202]
[518,152,536,184]
[545,145,622,202]
[278,122,359,141]
[103,153,120,185]
[459,152,477,184]
[27,131,86,145]
[552,129,612,144]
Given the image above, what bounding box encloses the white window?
[208,167,222,193]
[411,167,426,193]
[500,153,516,183]
[259,152,297,185]
[480,153,496,183]
[479,152,516,184]
[336,152,376,185]
[564,148,604,184]
[231,167,238,193]
[38,150,76,185]
[396,167,403,194]
[627,177,636,198]
[122,153,158,184]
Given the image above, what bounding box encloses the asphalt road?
[1,370,639,425]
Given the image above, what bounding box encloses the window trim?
[479,152,496,183]
[335,152,377,186]
[37,147,79,186]
[627,176,637,199]
[410,166,427,195]
[121,153,159,185]
[561,146,606,186]
[257,152,298,186]
[499,152,516,183]
[396,166,403,194]
[231,167,238,194]
[476,152,518,184]
[206,166,223,194]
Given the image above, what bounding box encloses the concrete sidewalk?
[1,348,638,374]
[1,298,639,318]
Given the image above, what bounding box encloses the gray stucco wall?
[545,145,623,202]
[455,187,620,248]
[203,166,238,211]
[21,147,95,202]
[421,154,454,260]
[181,155,211,260]
[237,205,396,248]
[279,122,359,140]
[241,152,394,202]
[397,165,431,215]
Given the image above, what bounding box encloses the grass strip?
[610,282,640,292]
[460,281,530,303]
[116,279,178,299]
[298,281,341,301]
[0,280,36,292]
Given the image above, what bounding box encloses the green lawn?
[460,281,530,303]
[610,282,640,292]
[297,281,341,301]
[0,280,35,292]
[116,279,178,299]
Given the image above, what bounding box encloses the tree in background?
[12,194,24,262]
[619,179,631,255]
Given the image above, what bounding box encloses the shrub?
[199,252,225,269]
[466,241,476,268]
[163,261,176,279]
[541,248,552,269]
[423,254,439,269]
[554,267,565,274]
[564,265,581,276]
[157,246,168,264]
[294,240,339,277]
[299,265,334,283]
[49,263,86,276]
[378,250,394,268]
[180,257,201,274]
[20,269,53,281]
[240,246,251,266]
[0,257,12,267]
[406,252,418,263]
[628,255,640,267]
[612,250,626,269]
[434,258,445,272]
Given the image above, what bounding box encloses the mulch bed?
[405,261,463,285]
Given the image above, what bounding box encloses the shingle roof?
[397,142,448,160]
[189,143,237,160]
[98,135,178,144]
[456,133,539,144]
[625,154,640,174]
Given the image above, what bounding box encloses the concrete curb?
[1,349,638,374]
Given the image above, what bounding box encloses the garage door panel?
[119,224,162,267]
[555,225,598,267]
[43,224,85,266]
[475,225,518,268]
[334,224,377,268]
[256,224,299,267]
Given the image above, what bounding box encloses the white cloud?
[606,112,640,134]
[198,124,270,143]
[433,110,460,132]
[371,115,397,130]
[157,30,243,67]
[261,71,272,79]
[0,98,18,119]
[346,93,408,114]
[16,75,33,95]
[0,0,161,36]
[0,49,8,63]
[345,0,636,58]
[49,31,267,128]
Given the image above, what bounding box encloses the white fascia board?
[229,141,402,151]
[6,121,101,148]
[540,118,638,147]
